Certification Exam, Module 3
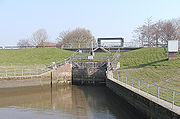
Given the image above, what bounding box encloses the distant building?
[41,42,57,48]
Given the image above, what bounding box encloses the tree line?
[134,18,180,47]
[17,28,95,48]
[17,17,180,48]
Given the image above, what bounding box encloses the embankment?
[106,71,180,119]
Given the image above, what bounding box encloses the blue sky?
[0,0,180,45]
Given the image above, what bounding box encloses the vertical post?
[14,69,16,76]
[172,90,175,109]
[6,70,7,77]
[138,80,140,91]
[126,75,127,85]
[132,79,134,87]
[147,84,149,95]
[121,74,123,81]
[50,72,53,88]
[22,69,23,76]
[117,73,119,80]
[91,40,93,52]
[158,87,160,99]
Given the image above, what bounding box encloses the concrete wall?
[106,73,180,119]
[53,63,72,84]
[72,61,107,85]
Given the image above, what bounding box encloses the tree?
[134,18,154,47]
[134,18,180,47]
[57,28,96,48]
[31,29,48,46]
[17,39,31,47]
[56,30,70,47]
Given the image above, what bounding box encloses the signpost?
[168,40,178,60]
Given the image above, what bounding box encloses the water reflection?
[0,85,145,119]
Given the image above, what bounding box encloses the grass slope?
[118,47,180,105]
[118,47,180,89]
[0,48,74,66]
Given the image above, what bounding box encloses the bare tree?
[17,39,31,47]
[56,30,70,47]
[31,29,48,46]
[57,28,96,48]
[134,18,180,47]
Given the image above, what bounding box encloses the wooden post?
[50,72,53,88]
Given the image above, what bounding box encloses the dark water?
[0,85,145,119]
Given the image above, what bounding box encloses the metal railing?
[0,68,49,77]
[55,51,79,67]
[113,72,180,108]
[61,43,98,49]
[73,55,113,61]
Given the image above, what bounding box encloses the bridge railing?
[61,42,142,49]
[61,43,98,49]
[73,55,113,61]
[113,72,180,108]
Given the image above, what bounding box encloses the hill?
[0,48,74,66]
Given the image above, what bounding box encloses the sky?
[0,0,180,46]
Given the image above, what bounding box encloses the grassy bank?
[0,48,74,66]
[118,47,180,90]
[117,47,180,105]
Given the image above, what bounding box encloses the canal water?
[0,85,145,119]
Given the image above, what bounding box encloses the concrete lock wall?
[72,61,107,85]
[55,61,179,118]
[54,63,72,84]
[106,77,180,119]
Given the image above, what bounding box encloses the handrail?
[112,72,180,108]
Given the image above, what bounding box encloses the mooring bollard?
[50,72,53,88]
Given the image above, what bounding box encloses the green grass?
[116,47,180,105]
[0,48,74,66]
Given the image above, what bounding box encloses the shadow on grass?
[120,58,168,70]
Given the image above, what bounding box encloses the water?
[0,85,145,119]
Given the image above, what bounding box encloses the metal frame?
[97,37,124,47]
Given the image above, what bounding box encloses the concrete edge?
[107,71,180,115]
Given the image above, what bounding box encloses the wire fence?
[113,72,180,108]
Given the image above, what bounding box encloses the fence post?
[158,87,160,99]
[117,73,119,80]
[50,72,53,88]
[22,69,23,76]
[132,79,134,87]
[147,84,149,95]
[138,80,140,91]
[126,75,127,85]
[6,70,7,77]
[121,74,122,81]
[172,90,175,109]
[14,69,15,76]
